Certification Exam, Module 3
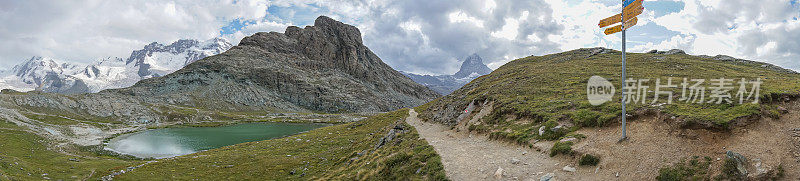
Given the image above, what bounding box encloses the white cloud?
[645,0,800,70]
[1,0,798,74]
[0,0,270,66]
[310,0,564,75]
[223,20,293,45]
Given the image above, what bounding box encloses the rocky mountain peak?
[168,39,201,53]
[127,38,233,78]
[13,56,62,77]
[202,37,233,51]
[313,16,363,44]
[7,56,86,92]
[237,16,380,81]
[121,15,439,113]
[454,53,492,79]
[402,53,494,95]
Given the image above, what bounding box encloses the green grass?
[418,48,800,144]
[656,156,712,181]
[20,113,81,126]
[0,121,136,180]
[111,109,447,180]
[0,118,19,129]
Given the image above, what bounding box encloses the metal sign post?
[599,0,642,142]
[620,24,627,142]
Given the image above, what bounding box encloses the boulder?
[550,125,563,132]
[559,137,577,143]
[777,106,788,114]
[540,173,555,181]
[494,167,504,179]
[538,126,546,136]
[562,166,576,172]
[726,151,748,176]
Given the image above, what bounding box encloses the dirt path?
[406,109,606,181]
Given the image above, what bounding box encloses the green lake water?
[105,122,328,158]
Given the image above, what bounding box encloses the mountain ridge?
[0,38,233,94]
[402,53,494,95]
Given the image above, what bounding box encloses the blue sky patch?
[625,22,681,48]
[644,0,684,17]
[219,18,255,35]
[219,4,329,36]
[267,5,323,26]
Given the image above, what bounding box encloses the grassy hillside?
[111,109,447,180]
[0,117,138,180]
[418,48,800,144]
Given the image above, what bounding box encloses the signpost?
[598,0,644,142]
[623,17,638,30]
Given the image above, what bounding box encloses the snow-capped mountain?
[0,56,89,93]
[0,38,232,94]
[128,38,231,78]
[402,53,494,95]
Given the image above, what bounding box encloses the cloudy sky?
[1,0,798,75]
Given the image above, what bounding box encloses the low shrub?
[656,156,711,181]
[549,141,573,157]
[579,154,600,166]
[718,157,743,180]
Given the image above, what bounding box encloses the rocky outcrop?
[647,49,686,55]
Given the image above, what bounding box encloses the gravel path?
[406,109,593,181]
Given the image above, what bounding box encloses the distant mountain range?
[1,16,439,121]
[402,53,493,95]
[0,38,232,94]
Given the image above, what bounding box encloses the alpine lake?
[105,122,329,158]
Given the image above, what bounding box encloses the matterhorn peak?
[453,53,492,79]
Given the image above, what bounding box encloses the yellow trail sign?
[623,17,638,30]
[598,14,621,28]
[605,17,639,35]
[624,7,644,21]
[598,6,643,28]
[604,25,622,35]
[623,0,643,13]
